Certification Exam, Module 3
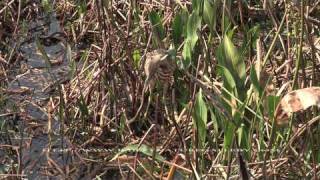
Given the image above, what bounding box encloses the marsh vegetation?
[0,0,320,179]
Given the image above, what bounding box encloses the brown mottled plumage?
[128,49,176,124]
[144,49,175,90]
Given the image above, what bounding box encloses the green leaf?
[149,11,165,40]
[182,11,202,68]
[216,31,246,100]
[250,65,263,97]
[78,93,89,117]
[132,50,141,69]
[216,65,236,91]
[67,44,76,78]
[180,9,190,37]
[187,12,201,48]
[192,0,202,13]
[41,0,51,12]
[223,34,246,82]
[78,0,87,14]
[209,107,222,135]
[111,144,165,162]
[240,25,261,56]
[193,89,208,148]
[267,95,280,119]
[223,121,235,150]
[237,123,250,159]
[215,42,226,66]
[247,25,260,42]
[217,65,239,117]
[182,40,192,68]
[203,0,217,34]
[172,13,183,46]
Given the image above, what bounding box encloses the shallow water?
[4,12,77,179]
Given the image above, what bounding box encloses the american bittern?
[128,49,176,124]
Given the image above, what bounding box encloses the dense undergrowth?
[1,0,320,179]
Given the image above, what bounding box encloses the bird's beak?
[160,54,169,61]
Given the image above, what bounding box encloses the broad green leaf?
[247,25,260,46]
[182,40,192,68]
[237,124,244,146]
[192,0,202,13]
[187,12,201,48]
[78,0,87,14]
[172,13,183,46]
[67,44,76,78]
[192,89,208,148]
[41,0,51,12]
[221,1,231,34]
[216,31,246,100]
[216,65,236,90]
[223,34,246,82]
[215,42,226,67]
[240,25,261,56]
[316,148,320,163]
[209,107,219,136]
[149,11,165,40]
[267,95,280,119]
[132,50,141,69]
[217,65,241,118]
[250,65,263,97]
[182,12,202,68]
[237,123,250,159]
[223,121,235,150]
[78,93,89,117]
[111,144,165,162]
[181,9,190,37]
[203,0,217,34]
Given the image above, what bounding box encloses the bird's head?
[144,48,177,81]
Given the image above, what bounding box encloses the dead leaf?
[275,87,320,125]
[0,86,31,95]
